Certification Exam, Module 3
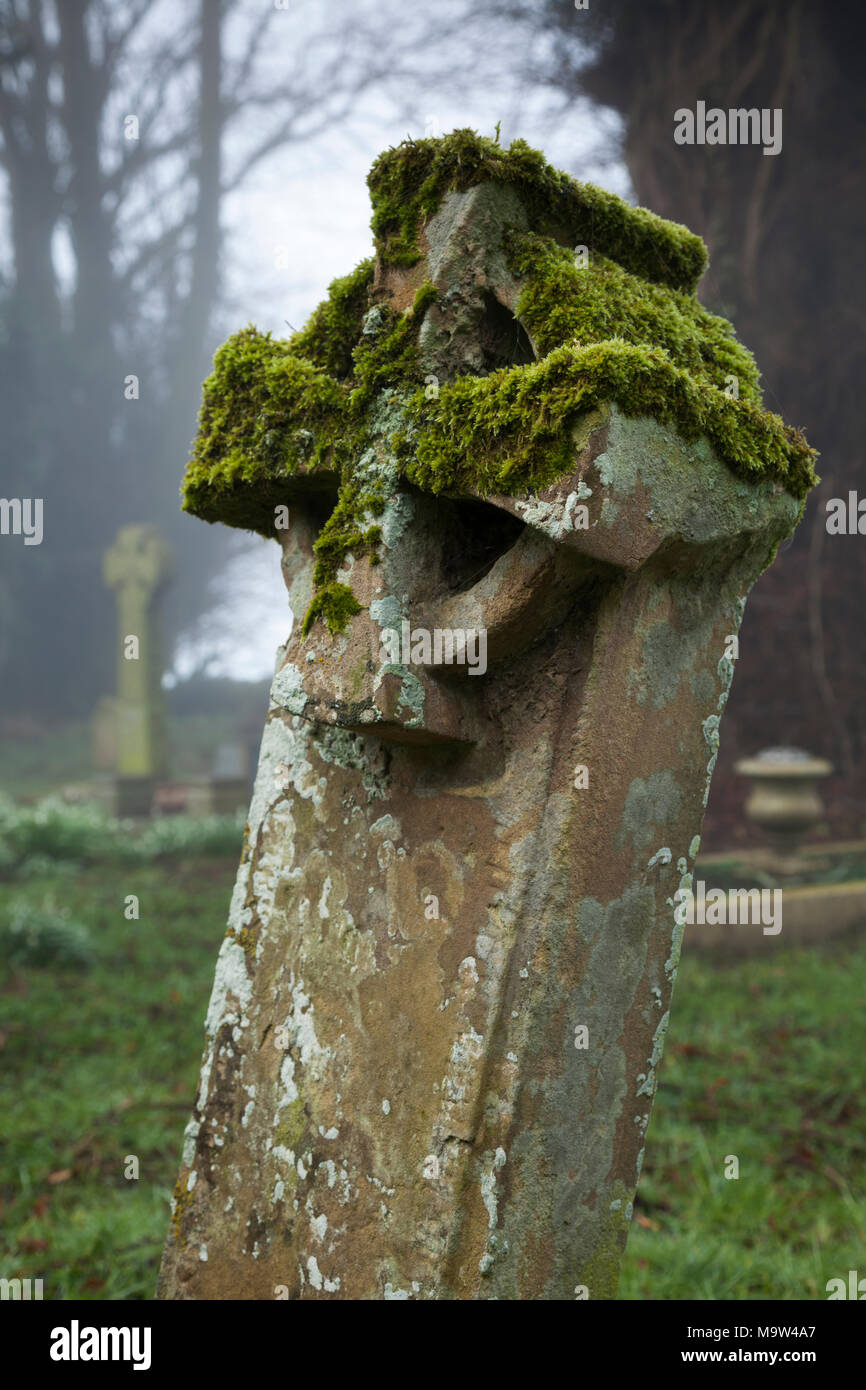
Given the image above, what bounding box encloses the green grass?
[619,933,866,1299]
[0,857,237,1300]
[0,795,245,872]
[2,854,863,1300]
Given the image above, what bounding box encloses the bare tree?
[0,0,423,715]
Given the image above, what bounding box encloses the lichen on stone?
[168,1174,194,1244]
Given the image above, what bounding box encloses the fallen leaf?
[47,1169,72,1184]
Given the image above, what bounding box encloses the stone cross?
[158,133,815,1299]
[103,523,172,815]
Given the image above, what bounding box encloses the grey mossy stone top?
[180,129,816,637]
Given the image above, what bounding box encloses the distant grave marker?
[103,524,172,817]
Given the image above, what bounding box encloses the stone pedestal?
[112,775,156,819]
[90,695,118,773]
[736,747,833,869]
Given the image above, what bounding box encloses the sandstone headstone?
[158,132,816,1299]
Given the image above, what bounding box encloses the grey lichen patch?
[716,655,735,709]
[379,490,415,551]
[362,305,388,338]
[248,707,310,831]
[313,726,391,801]
[616,770,683,859]
[574,885,657,1020]
[646,846,672,869]
[665,863,693,982]
[690,666,717,707]
[592,411,802,548]
[633,620,688,709]
[464,880,664,1296]
[701,714,721,807]
[369,813,402,840]
[369,594,403,630]
[391,667,425,728]
[635,1009,671,1100]
[204,937,253,1038]
[563,1195,633,1301]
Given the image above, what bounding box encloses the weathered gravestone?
[103,524,172,817]
[158,132,816,1300]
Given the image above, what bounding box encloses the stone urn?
[735,746,833,854]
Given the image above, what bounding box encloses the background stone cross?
[103,523,172,790]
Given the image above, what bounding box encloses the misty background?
[1,0,863,847]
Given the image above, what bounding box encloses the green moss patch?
[182,276,435,633]
[509,231,762,403]
[181,130,817,636]
[398,342,815,502]
[182,326,346,532]
[289,258,374,379]
[368,128,707,293]
[391,224,814,503]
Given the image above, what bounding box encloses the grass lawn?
[2,856,864,1300]
[0,858,236,1300]
[620,932,866,1299]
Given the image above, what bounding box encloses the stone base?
[185,777,248,816]
[684,880,866,955]
[111,776,156,818]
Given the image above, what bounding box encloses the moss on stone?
[368,128,707,292]
[182,325,346,531]
[275,1099,306,1149]
[301,581,364,638]
[397,340,815,501]
[168,1175,194,1243]
[180,130,817,635]
[508,230,762,403]
[394,223,814,500]
[350,280,438,413]
[182,278,435,633]
[289,259,375,379]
